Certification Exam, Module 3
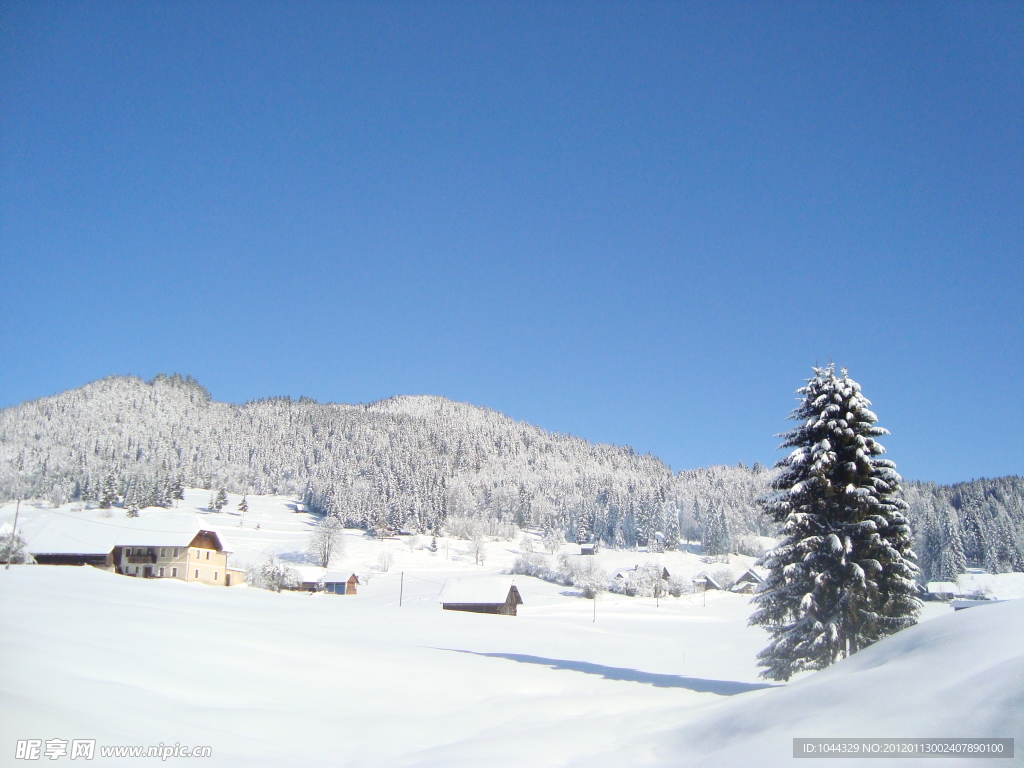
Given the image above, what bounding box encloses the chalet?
[438,577,523,616]
[730,567,767,594]
[24,513,244,587]
[323,571,360,595]
[115,529,242,587]
[580,546,595,556]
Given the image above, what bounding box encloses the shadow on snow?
[439,650,778,695]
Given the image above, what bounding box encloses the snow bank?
[624,599,1024,768]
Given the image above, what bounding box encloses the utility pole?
[5,499,21,570]
[399,571,404,607]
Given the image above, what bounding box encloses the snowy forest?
[1,374,1021,580]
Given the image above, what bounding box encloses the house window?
[173,548,179,557]
[195,549,200,557]
[194,569,199,579]
[159,567,164,577]
[160,548,166,558]
[206,551,210,560]
[214,572,218,581]
[172,567,177,578]
[125,548,132,556]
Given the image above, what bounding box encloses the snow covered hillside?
[2,375,1022,579]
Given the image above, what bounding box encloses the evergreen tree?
[215,486,228,511]
[702,503,731,556]
[936,506,967,581]
[170,474,186,504]
[238,495,248,515]
[99,470,118,509]
[750,365,920,681]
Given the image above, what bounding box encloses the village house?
[115,529,244,586]
[730,567,767,594]
[438,577,523,616]
[25,513,244,587]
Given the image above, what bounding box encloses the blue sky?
[1,2,1021,483]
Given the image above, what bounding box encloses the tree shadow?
[441,650,778,695]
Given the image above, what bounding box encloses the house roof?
[24,512,225,556]
[927,581,959,594]
[324,570,359,584]
[700,574,726,590]
[293,565,326,584]
[438,577,523,605]
[736,567,768,584]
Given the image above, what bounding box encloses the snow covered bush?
[608,562,666,597]
[509,553,567,584]
[245,559,300,592]
[0,526,27,564]
[707,565,736,590]
[557,553,607,598]
[542,528,565,555]
[667,574,688,597]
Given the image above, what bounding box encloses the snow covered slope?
[632,600,1024,768]
[1,555,1019,768]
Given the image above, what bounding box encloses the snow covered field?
[1,495,1021,767]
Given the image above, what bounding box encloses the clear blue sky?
[1,2,1021,483]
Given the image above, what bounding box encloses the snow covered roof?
[735,567,768,584]
[927,582,958,594]
[24,512,218,555]
[293,566,326,584]
[438,577,522,606]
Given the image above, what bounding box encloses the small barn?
[324,571,360,595]
[438,577,523,616]
[694,573,725,592]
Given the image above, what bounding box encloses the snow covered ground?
[1,495,1021,767]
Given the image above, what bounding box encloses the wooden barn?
[693,573,726,592]
[438,577,524,616]
[323,571,360,595]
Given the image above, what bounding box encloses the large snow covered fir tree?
[750,365,921,681]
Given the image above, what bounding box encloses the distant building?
[730,567,767,594]
[926,582,959,601]
[323,571,360,595]
[25,513,243,586]
[694,573,725,591]
[438,577,523,616]
[115,530,241,587]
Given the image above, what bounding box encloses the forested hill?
[1,374,1021,577]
